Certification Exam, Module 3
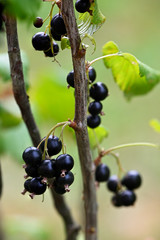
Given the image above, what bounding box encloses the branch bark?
[4,15,80,240]
[61,2,98,240]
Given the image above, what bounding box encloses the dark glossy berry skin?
[121,170,142,190]
[95,163,110,182]
[40,135,62,156]
[111,193,123,207]
[33,17,43,28]
[107,175,120,192]
[88,101,102,115]
[87,114,101,129]
[66,71,74,88]
[88,66,96,83]
[38,159,56,178]
[25,165,40,178]
[29,177,47,195]
[44,42,59,57]
[90,82,109,101]
[32,32,50,51]
[51,13,67,36]
[56,154,74,172]
[75,0,91,13]
[24,179,32,192]
[53,181,66,195]
[120,190,137,206]
[50,28,62,41]
[56,171,74,187]
[22,147,42,166]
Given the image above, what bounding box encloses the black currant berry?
[75,0,91,13]
[40,135,62,156]
[88,101,102,115]
[121,170,142,190]
[24,179,32,193]
[44,42,59,57]
[56,154,74,174]
[107,175,121,193]
[33,17,43,28]
[111,193,123,207]
[50,28,62,41]
[22,147,42,166]
[56,171,74,188]
[25,165,40,178]
[38,159,56,178]
[66,71,74,88]
[120,190,137,206]
[53,181,66,195]
[87,115,101,129]
[88,66,96,83]
[51,13,67,36]
[95,163,110,182]
[32,32,50,51]
[90,82,109,101]
[29,177,47,195]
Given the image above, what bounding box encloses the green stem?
[89,53,121,66]
[102,142,160,156]
[109,152,125,178]
[59,122,71,154]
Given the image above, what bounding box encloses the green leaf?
[150,119,160,133]
[102,41,160,99]
[4,0,41,22]
[0,104,21,129]
[78,0,106,37]
[61,37,71,50]
[88,125,109,149]
[0,52,30,89]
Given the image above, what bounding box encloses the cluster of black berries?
[75,0,91,13]
[21,135,74,199]
[66,66,109,129]
[32,12,67,58]
[95,164,142,207]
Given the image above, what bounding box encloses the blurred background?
[0,0,160,239]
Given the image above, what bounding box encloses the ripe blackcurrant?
[121,170,142,190]
[38,159,56,178]
[51,13,67,36]
[66,71,74,88]
[87,114,101,129]
[95,163,110,182]
[56,154,74,174]
[40,135,62,156]
[22,147,42,166]
[32,32,50,51]
[90,82,109,101]
[120,190,137,206]
[75,0,91,13]
[88,66,96,83]
[50,28,62,41]
[29,177,47,195]
[44,42,59,57]
[25,165,40,178]
[56,171,74,188]
[23,179,32,193]
[33,17,43,28]
[53,181,66,195]
[107,175,121,192]
[88,101,102,115]
[111,193,123,207]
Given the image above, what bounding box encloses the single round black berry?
[120,190,137,206]
[44,42,59,57]
[107,175,121,192]
[29,177,47,195]
[24,179,32,193]
[40,135,62,156]
[50,28,62,41]
[33,17,43,28]
[88,66,96,83]
[88,101,102,115]
[56,154,74,173]
[111,193,123,207]
[121,170,142,190]
[56,171,74,187]
[66,71,74,88]
[87,115,101,129]
[22,147,42,166]
[75,0,91,13]
[25,165,40,178]
[32,32,50,51]
[95,163,110,182]
[51,13,67,36]
[53,181,66,195]
[90,82,109,101]
[38,159,56,178]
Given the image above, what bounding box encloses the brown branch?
[61,2,98,240]
[0,161,2,199]
[4,15,80,240]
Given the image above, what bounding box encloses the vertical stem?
[61,2,97,240]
